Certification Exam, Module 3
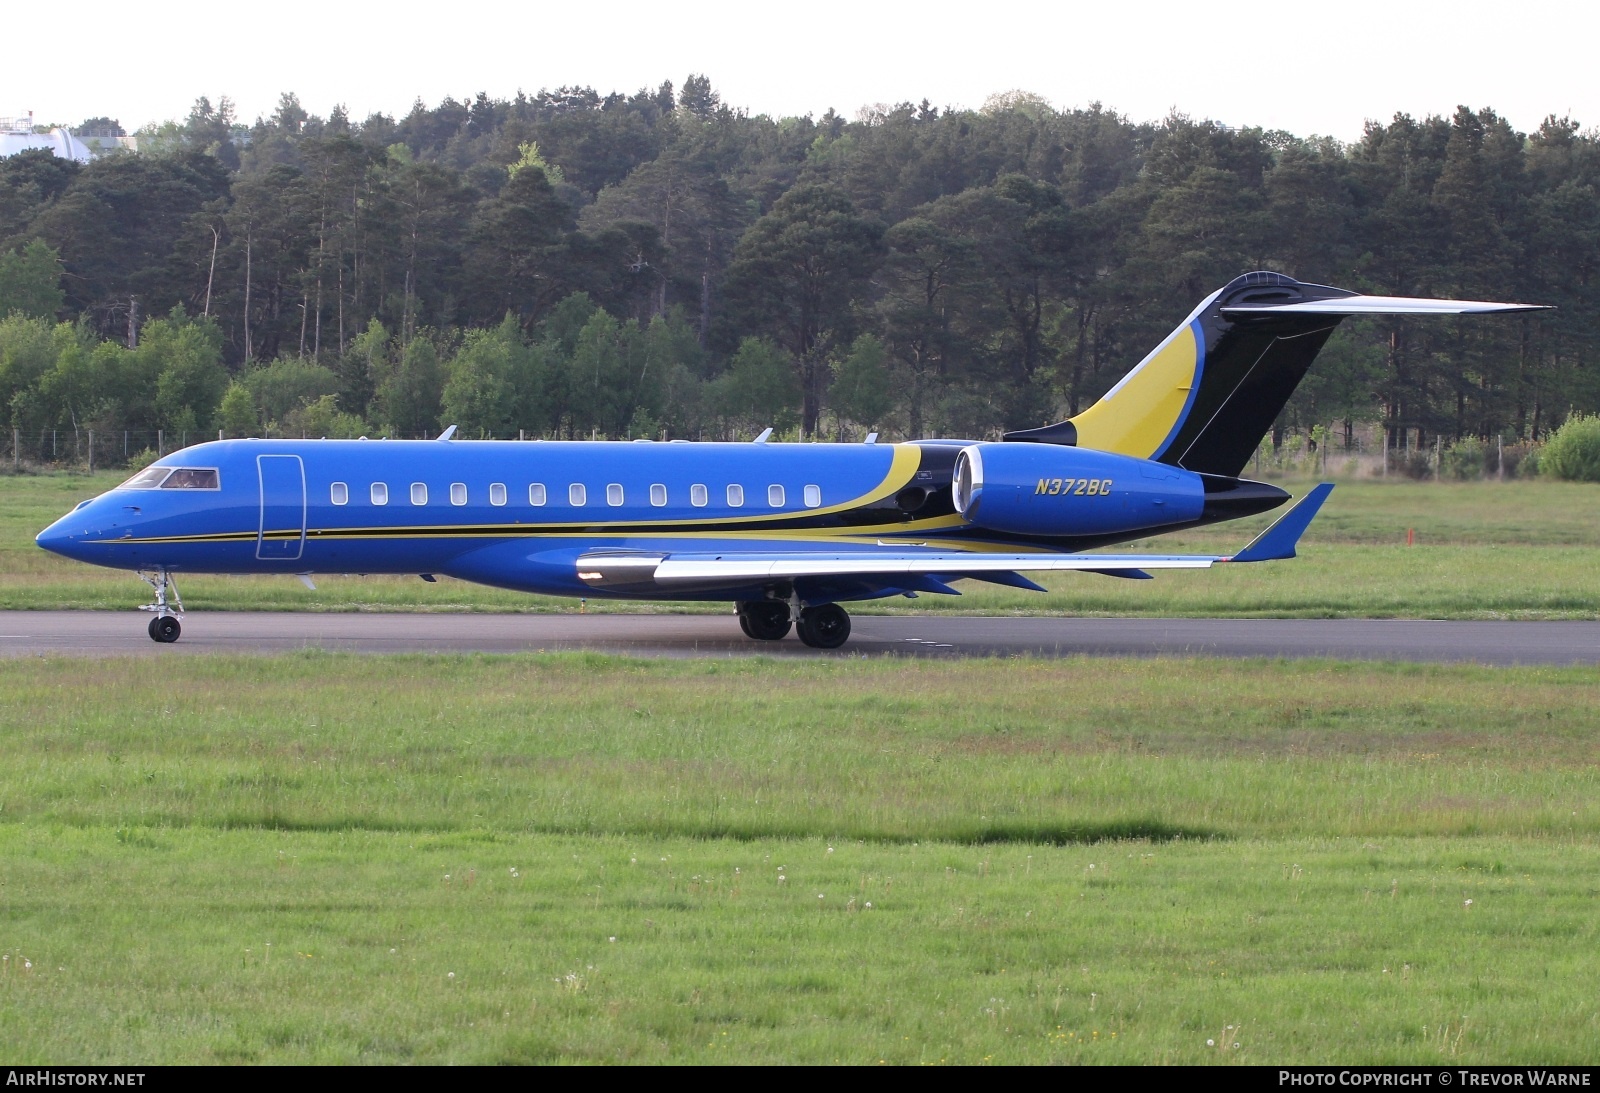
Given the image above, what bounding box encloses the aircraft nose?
[36,517,77,557]
[36,504,99,561]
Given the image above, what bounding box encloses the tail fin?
[1005,272,1547,477]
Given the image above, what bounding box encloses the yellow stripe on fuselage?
[1068,322,1199,459]
[98,445,934,548]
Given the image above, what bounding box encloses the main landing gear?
[139,568,184,644]
[736,598,852,650]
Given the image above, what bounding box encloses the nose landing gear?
[139,568,184,643]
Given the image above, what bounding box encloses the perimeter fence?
[1,427,212,472]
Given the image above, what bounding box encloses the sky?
[6,0,1594,142]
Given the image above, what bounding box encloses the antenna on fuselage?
[864,432,878,444]
[437,425,457,441]
[753,428,772,444]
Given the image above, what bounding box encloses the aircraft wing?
[1221,295,1550,316]
[578,484,1333,591]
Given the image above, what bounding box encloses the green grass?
[2,653,1599,1062]
[9,468,1600,618]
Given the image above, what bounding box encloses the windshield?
[161,468,219,489]
[119,466,172,489]
[117,466,220,490]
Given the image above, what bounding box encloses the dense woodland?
[2,79,1599,460]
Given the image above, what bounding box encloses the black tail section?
[1158,272,1350,476]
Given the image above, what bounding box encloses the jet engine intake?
[952,444,1206,537]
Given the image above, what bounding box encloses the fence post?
[157,429,163,455]
[88,429,94,473]
[11,428,16,470]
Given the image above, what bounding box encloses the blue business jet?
[37,272,1545,647]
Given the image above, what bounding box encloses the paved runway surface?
[2,611,1599,665]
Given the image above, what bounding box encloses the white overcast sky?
[7,0,1593,142]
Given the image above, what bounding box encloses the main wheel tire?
[148,616,181,644]
[796,603,851,649]
[738,601,791,641]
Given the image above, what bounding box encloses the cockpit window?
[160,468,220,489]
[119,466,172,489]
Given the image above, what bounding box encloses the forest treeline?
[2,79,1599,454]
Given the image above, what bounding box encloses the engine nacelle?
[952,443,1205,537]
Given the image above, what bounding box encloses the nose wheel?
[138,568,185,644]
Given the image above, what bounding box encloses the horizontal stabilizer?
[1221,295,1549,317]
[1226,482,1334,563]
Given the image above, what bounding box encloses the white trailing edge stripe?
[648,553,1219,583]
[1221,295,1550,316]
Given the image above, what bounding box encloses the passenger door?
[256,454,306,561]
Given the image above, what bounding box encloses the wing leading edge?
[576,484,1334,592]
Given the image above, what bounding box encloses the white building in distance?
[1,113,96,163]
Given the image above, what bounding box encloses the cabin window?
[371,483,388,506]
[690,484,708,507]
[529,483,547,506]
[160,467,220,489]
[606,483,624,507]
[727,484,744,508]
[119,466,171,489]
[649,483,667,507]
[569,483,587,506]
[768,484,785,507]
[330,482,348,506]
[450,482,467,506]
[489,483,507,507]
[804,484,821,508]
[411,482,428,505]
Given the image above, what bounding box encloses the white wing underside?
[650,553,1216,582]
[1222,295,1548,316]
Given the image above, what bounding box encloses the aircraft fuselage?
[36,437,1281,604]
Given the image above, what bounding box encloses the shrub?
[1540,415,1600,482]
[1501,440,1535,478]
[1440,437,1487,480]
[1518,444,1541,478]
[1398,451,1434,480]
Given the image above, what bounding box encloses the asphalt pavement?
[2,611,1597,665]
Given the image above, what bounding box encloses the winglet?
[1226,482,1334,563]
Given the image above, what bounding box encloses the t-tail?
[1005,272,1548,477]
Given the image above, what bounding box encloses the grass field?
[7,468,1600,618]
[2,653,1599,1063]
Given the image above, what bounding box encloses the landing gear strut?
[736,600,791,641]
[139,568,184,644]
